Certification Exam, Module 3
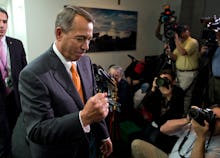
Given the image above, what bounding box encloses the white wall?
[23,0,182,69]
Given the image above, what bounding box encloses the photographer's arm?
[174,33,188,56]
[155,21,163,41]
[160,118,190,135]
[190,119,209,158]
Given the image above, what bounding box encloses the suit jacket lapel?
[48,49,84,109]
[77,60,92,102]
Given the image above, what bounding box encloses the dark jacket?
[12,46,109,158]
[143,85,185,127]
[0,36,27,158]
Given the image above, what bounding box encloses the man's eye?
[75,37,85,41]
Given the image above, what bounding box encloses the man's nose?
[81,40,90,51]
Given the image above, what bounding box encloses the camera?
[159,5,176,24]
[156,77,171,89]
[200,15,220,48]
[188,108,216,131]
[158,5,178,51]
[165,24,186,40]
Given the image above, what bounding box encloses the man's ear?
[55,27,63,40]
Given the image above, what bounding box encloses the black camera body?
[159,6,178,51]
[159,8,176,24]
[188,108,216,131]
[156,77,171,89]
[200,15,220,48]
[165,24,186,40]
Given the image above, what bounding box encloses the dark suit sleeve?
[19,68,86,145]
[79,56,110,140]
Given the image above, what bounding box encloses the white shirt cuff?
[79,111,90,133]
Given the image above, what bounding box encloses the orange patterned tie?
[71,64,84,103]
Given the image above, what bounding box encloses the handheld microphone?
[98,68,115,86]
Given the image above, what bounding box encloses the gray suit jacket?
[16,46,109,158]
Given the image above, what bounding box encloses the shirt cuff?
[79,111,90,133]
[102,137,110,142]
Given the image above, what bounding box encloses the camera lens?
[156,77,165,87]
[188,108,199,119]
[188,108,206,126]
[156,77,170,88]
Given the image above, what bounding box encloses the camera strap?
[178,124,213,158]
[178,124,193,158]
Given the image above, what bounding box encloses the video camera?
[200,15,220,47]
[156,77,171,89]
[158,5,177,51]
[188,108,216,132]
[164,24,187,40]
[159,4,176,24]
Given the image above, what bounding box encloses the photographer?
[166,25,199,114]
[142,69,184,126]
[209,28,220,104]
[131,104,220,158]
[190,16,220,107]
[130,69,184,153]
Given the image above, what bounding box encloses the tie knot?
[71,63,76,71]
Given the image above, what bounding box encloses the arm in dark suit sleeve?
[18,39,27,68]
[86,57,110,140]
[19,68,86,145]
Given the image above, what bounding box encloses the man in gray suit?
[12,5,112,158]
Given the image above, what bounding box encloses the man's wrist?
[79,111,90,133]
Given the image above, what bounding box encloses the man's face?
[56,15,93,61]
[109,68,121,82]
[213,107,220,135]
[158,74,173,95]
[179,30,189,40]
[0,12,8,38]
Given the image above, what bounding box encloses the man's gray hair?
[55,5,95,33]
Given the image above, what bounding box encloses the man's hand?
[100,138,113,157]
[190,119,209,158]
[191,119,209,138]
[151,77,158,92]
[81,93,109,126]
[200,45,208,55]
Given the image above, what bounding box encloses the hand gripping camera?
[188,108,216,132]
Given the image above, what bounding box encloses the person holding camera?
[131,104,220,158]
[165,25,199,114]
[155,5,177,52]
[130,69,185,153]
[209,29,220,105]
[142,69,184,126]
